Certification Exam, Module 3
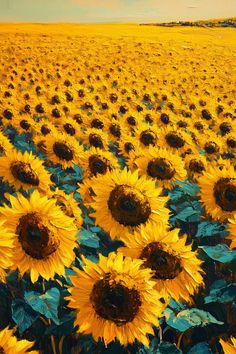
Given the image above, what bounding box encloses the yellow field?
[0,24,236,353]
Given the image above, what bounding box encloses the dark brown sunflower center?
[91,119,104,129]
[10,161,39,186]
[90,275,141,325]
[140,130,157,146]
[204,142,219,154]
[64,123,75,136]
[0,346,5,354]
[20,119,31,130]
[41,124,51,135]
[124,142,134,153]
[17,213,60,259]
[108,184,151,227]
[53,142,73,161]
[89,134,104,148]
[214,178,236,212]
[109,124,121,138]
[147,158,175,180]
[140,242,183,280]
[189,159,205,174]
[88,155,110,176]
[227,138,236,149]
[165,132,185,148]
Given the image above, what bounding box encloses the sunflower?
[90,168,169,239]
[198,132,223,158]
[0,327,38,354]
[119,224,204,302]
[135,147,187,189]
[0,220,14,282]
[184,153,207,180]
[13,116,34,135]
[0,149,52,192]
[49,188,83,229]
[58,117,81,138]
[79,128,109,150]
[117,135,140,159]
[134,123,160,148]
[158,125,194,155]
[79,147,119,178]
[0,190,77,283]
[228,215,236,249]
[198,164,236,221]
[0,132,13,156]
[67,252,165,347]
[44,131,84,169]
[220,337,236,354]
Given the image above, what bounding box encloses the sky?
[0,0,235,23]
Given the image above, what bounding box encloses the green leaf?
[200,244,236,263]
[157,342,182,354]
[24,287,60,324]
[12,299,39,333]
[164,308,223,332]
[196,222,227,238]
[187,342,213,353]
[205,283,236,304]
[78,228,100,248]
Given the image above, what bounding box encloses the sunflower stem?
[159,325,163,343]
[177,332,184,348]
[59,335,65,354]
[50,334,57,354]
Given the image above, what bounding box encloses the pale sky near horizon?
[0,0,235,23]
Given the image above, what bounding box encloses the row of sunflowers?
[0,27,235,353]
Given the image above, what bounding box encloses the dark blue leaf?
[205,283,236,304]
[187,342,213,354]
[196,222,227,238]
[200,244,236,263]
[164,308,223,332]
[78,228,100,248]
[12,299,39,333]
[24,287,60,324]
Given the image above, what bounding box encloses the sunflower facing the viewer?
[0,149,52,192]
[67,252,165,347]
[198,164,236,221]
[119,224,204,302]
[90,168,169,239]
[135,147,187,189]
[0,190,77,283]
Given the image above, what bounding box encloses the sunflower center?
[140,242,183,280]
[64,123,75,136]
[10,161,39,186]
[140,130,157,146]
[109,123,121,138]
[189,159,205,174]
[41,124,51,135]
[53,142,74,161]
[204,142,219,154]
[108,184,151,226]
[124,142,134,153]
[91,119,104,129]
[147,158,175,180]
[88,155,110,176]
[214,178,236,212]
[165,132,185,148]
[20,119,31,130]
[90,275,141,325]
[17,213,60,260]
[227,138,236,149]
[0,346,4,354]
[89,134,104,148]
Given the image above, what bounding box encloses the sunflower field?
[0,23,236,353]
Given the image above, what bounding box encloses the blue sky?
[0,0,235,23]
